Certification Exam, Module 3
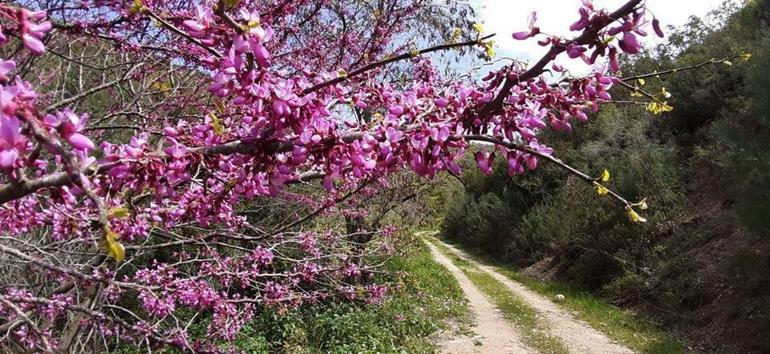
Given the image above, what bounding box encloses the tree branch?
[302,34,496,95]
[463,134,632,206]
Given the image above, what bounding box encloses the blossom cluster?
[0,0,658,351]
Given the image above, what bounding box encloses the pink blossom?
[513,11,540,40]
[0,116,25,168]
[67,133,94,151]
[249,246,274,267]
[652,18,665,38]
[474,151,494,175]
[18,9,52,55]
[45,109,94,151]
[0,60,16,83]
[619,31,641,54]
[0,0,660,349]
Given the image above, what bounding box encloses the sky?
[474,0,737,75]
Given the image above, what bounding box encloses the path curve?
[436,240,634,354]
[425,242,533,353]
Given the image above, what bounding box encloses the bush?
[706,34,770,236]
[234,237,468,352]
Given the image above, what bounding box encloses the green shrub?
[706,34,770,236]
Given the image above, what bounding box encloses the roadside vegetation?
[233,235,471,352]
[433,2,770,351]
[116,233,470,353]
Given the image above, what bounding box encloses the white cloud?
[475,0,735,75]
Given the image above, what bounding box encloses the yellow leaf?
[472,23,484,34]
[646,101,673,115]
[128,0,146,15]
[637,78,646,86]
[208,112,225,136]
[661,87,671,98]
[626,207,647,223]
[638,198,649,210]
[108,207,130,219]
[337,68,348,78]
[246,19,260,30]
[409,49,420,58]
[151,81,171,92]
[600,169,611,182]
[103,226,126,262]
[631,90,643,97]
[594,183,609,196]
[483,41,496,58]
[646,101,655,112]
[741,52,752,61]
[723,60,733,66]
[451,28,462,41]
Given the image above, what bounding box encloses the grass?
[495,268,686,354]
[429,238,569,354]
[436,237,687,354]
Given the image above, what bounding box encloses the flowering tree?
[0,0,666,351]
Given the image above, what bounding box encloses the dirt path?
[426,242,534,353]
[434,239,635,354]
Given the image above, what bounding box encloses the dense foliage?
[438,1,770,351]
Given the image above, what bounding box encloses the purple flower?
[138,290,175,317]
[474,151,494,175]
[619,32,641,54]
[45,109,94,151]
[19,9,52,55]
[0,60,16,84]
[22,34,44,55]
[163,143,187,159]
[263,281,289,303]
[249,246,274,267]
[68,133,94,150]
[567,45,587,59]
[512,11,540,40]
[341,262,361,277]
[182,6,213,37]
[652,18,664,38]
[512,31,530,40]
[570,7,590,31]
[0,116,25,168]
